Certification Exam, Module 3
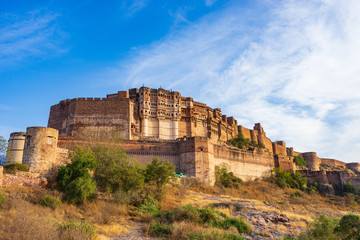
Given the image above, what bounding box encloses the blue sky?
[1,0,360,162]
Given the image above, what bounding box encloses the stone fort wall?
[4,86,359,187]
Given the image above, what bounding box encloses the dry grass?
[173,178,360,238]
[0,186,130,239]
[1,177,360,239]
[95,223,130,236]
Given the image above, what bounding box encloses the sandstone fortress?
[4,87,360,191]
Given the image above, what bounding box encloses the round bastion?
[5,132,26,164]
[302,152,321,171]
[22,127,59,176]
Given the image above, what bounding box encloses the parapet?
[107,91,129,99]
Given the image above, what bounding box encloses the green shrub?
[148,222,173,237]
[40,195,62,209]
[58,220,97,240]
[343,182,355,194]
[143,157,175,188]
[3,163,29,174]
[228,134,250,149]
[215,164,243,189]
[299,215,339,240]
[0,192,7,207]
[211,214,251,234]
[290,191,303,198]
[93,145,145,194]
[294,156,307,167]
[335,214,360,239]
[155,205,251,234]
[137,195,160,215]
[274,168,307,190]
[56,147,97,205]
[64,176,97,205]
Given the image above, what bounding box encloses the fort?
[3,86,360,192]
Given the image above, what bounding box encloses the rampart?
[320,158,347,168]
[300,170,360,195]
[4,86,359,187]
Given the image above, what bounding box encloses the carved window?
[47,136,53,145]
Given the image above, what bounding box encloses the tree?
[143,157,175,188]
[93,145,144,193]
[335,214,360,240]
[56,147,97,204]
[299,215,339,240]
[0,136,8,165]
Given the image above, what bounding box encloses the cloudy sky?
[1,0,360,162]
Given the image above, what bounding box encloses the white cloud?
[205,0,218,7]
[108,0,360,162]
[0,9,65,68]
[122,0,150,18]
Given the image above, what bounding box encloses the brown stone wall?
[302,152,321,171]
[238,126,251,140]
[250,130,258,144]
[273,141,287,156]
[48,99,76,136]
[320,158,346,168]
[2,172,47,187]
[73,98,131,139]
[209,141,275,183]
[275,155,294,171]
[48,97,131,139]
[259,135,273,153]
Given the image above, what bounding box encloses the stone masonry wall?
[321,158,347,167]
[22,127,59,177]
[48,97,131,139]
[2,172,47,188]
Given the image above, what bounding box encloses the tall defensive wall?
[7,86,357,185]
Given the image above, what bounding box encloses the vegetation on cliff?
[228,133,264,150]
[294,156,307,167]
[215,164,243,189]
[273,168,308,191]
[3,162,29,174]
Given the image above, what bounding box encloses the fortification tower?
[22,127,59,176]
[302,152,321,171]
[138,87,181,139]
[5,132,26,164]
